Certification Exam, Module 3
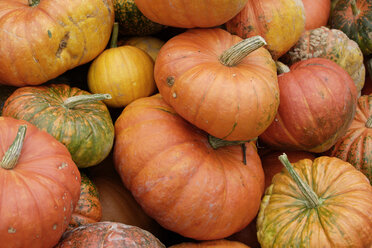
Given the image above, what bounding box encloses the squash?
[302,0,331,30]
[118,36,165,62]
[257,154,372,247]
[169,239,250,247]
[259,59,358,153]
[225,0,306,59]
[155,28,279,141]
[0,0,114,86]
[329,0,372,55]
[134,0,248,28]
[329,94,371,183]
[113,94,265,240]
[283,26,366,93]
[2,84,115,168]
[55,222,166,247]
[0,117,81,248]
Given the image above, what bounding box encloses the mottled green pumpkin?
[113,0,165,36]
[2,84,114,168]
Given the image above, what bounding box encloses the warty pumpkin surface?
[0,0,114,86]
[113,94,265,240]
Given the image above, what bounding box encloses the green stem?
[110,22,119,48]
[276,61,290,74]
[366,115,372,128]
[350,0,360,16]
[219,36,267,67]
[278,153,321,208]
[28,0,40,7]
[63,94,111,109]
[1,125,27,170]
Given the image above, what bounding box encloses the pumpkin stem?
[63,94,112,109]
[28,0,40,7]
[366,115,372,128]
[275,61,290,74]
[278,153,321,208]
[110,22,119,48]
[1,125,27,170]
[219,36,267,67]
[350,0,360,16]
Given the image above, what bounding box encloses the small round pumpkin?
[257,154,372,247]
[113,94,265,240]
[169,239,250,247]
[330,94,372,183]
[118,36,165,62]
[302,0,331,30]
[0,117,81,248]
[55,222,166,248]
[225,0,306,59]
[2,84,115,168]
[155,28,279,141]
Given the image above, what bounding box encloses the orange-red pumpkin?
[302,0,331,30]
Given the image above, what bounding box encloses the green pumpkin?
[2,84,114,168]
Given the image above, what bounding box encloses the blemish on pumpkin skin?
[56,32,70,58]
[52,224,57,230]
[8,227,16,233]
[58,162,68,169]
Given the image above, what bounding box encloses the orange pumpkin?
[302,0,331,30]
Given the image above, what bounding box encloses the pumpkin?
[225,0,306,59]
[55,222,166,248]
[0,117,81,248]
[0,0,114,86]
[134,0,248,28]
[113,94,265,240]
[329,0,372,55]
[113,0,165,36]
[118,36,165,62]
[169,239,250,247]
[329,94,372,183]
[259,59,358,153]
[257,154,372,247]
[155,28,279,141]
[302,0,331,30]
[283,26,366,93]
[88,23,156,108]
[0,85,17,115]
[2,84,115,168]
[68,173,102,230]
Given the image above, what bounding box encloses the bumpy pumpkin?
[2,84,115,168]
[329,0,372,55]
[155,28,279,141]
[0,0,114,86]
[225,0,306,59]
[259,59,358,153]
[283,26,366,93]
[257,154,372,247]
[118,36,165,62]
[330,94,371,183]
[169,239,250,247]
[302,0,331,30]
[134,0,248,28]
[55,222,165,247]
[113,94,265,240]
[0,117,81,248]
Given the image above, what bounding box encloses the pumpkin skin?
[225,0,306,59]
[113,94,265,240]
[329,0,372,55]
[0,0,114,86]
[68,173,102,230]
[118,36,165,62]
[2,84,114,168]
[259,58,358,153]
[169,239,250,247]
[0,117,81,248]
[257,156,372,248]
[330,94,372,183]
[284,26,366,93]
[155,28,279,141]
[302,0,331,30]
[55,222,166,248]
[134,0,248,28]
[88,45,156,108]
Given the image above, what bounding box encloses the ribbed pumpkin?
[2,84,115,168]
[113,0,165,36]
[169,239,250,247]
[259,59,358,153]
[155,28,279,141]
[118,36,165,62]
[0,117,81,248]
[55,222,166,248]
[302,0,331,30]
[330,94,371,183]
[257,155,372,247]
[68,173,102,230]
[113,94,265,240]
[0,0,114,86]
[134,0,248,28]
[283,26,366,93]
[225,0,305,59]
[329,0,372,55]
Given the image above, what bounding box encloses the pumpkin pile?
[0,0,371,247]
